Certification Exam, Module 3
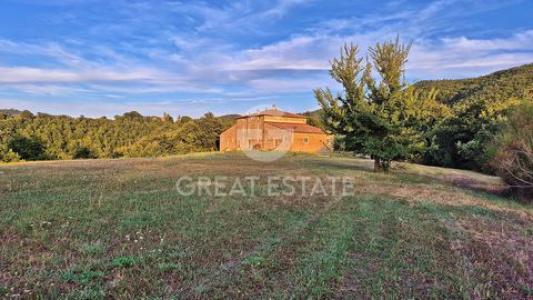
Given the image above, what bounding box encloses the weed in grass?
[81,242,104,256]
[194,283,210,295]
[158,262,180,272]
[61,270,104,285]
[242,255,266,267]
[111,256,138,268]
[64,287,105,300]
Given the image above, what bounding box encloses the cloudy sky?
[0,0,532,117]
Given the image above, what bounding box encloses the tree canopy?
[0,112,234,162]
[419,64,532,170]
[316,38,448,171]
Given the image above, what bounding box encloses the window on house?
[303,137,309,144]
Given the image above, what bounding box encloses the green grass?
[0,152,531,298]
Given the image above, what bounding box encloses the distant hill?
[302,109,325,129]
[302,63,532,128]
[414,63,533,105]
[0,109,22,116]
[217,114,242,120]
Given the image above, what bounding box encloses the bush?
[490,101,533,200]
[0,148,21,162]
[72,146,97,159]
[8,135,47,161]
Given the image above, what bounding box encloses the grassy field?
[0,152,531,299]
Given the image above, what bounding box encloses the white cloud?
[175,0,311,33]
[409,30,533,78]
[440,30,533,52]
[6,84,91,96]
[0,66,169,83]
[262,0,311,18]
[248,77,333,92]
[0,38,216,92]
[232,36,331,70]
[0,97,185,117]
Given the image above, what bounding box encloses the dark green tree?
[19,110,34,120]
[72,145,97,159]
[121,111,144,119]
[8,135,47,160]
[489,100,533,199]
[316,38,446,171]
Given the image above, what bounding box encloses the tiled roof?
[265,121,326,134]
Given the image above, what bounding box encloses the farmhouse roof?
[266,121,325,134]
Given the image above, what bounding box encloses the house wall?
[220,125,237,151]
[290,132,333,153]
[263,115,306,124]
[220,116,264,151]
[263,122,294,151]
[220,115,333,154]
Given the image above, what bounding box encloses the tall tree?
[316,37,446,171]
[489,99,533,199]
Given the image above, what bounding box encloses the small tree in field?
[490,100,533,200]
[316,38,446,171]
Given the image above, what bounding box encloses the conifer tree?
[316,37,446,171]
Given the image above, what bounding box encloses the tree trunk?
[381,159,391,172]
[373,158,383,172]
[373,158,391,172]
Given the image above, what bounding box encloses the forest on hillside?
[413,63,532,170]
[0,111,234,162]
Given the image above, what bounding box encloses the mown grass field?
[0,152,531,299]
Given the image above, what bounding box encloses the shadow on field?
[307,156,510,199]
[445,176,510,196]
[303,157,375,173]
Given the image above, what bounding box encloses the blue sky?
[0,0,532,117]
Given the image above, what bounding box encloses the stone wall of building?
[220,113,332,154]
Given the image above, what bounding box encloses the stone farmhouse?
[220,108,333,153]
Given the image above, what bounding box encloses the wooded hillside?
[415,63,532,171]
[414,63,532,105]
[0,111,233,162]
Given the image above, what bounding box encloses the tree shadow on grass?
[301,157,375,173]
[307,156,512,200]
